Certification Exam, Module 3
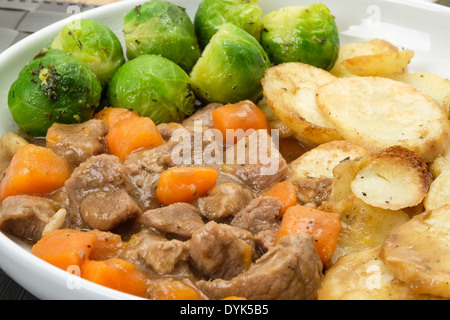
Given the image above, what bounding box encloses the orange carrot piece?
[275,205,341,266]
[262,180,298,217]
[149,280,204,300]
[94,107,139,129]
[107,116,164,162]
[0,144,72,201]
[212,100,269,145]
[88,229,123,261]
[81,258,149,298]
[156,167,219,206]
[222,296,248,300]
[31,229,97,272]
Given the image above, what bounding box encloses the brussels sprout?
[8,49,102,137]
[123,0,201,73]
[261,4,339,71]
[107,54,195,124]
[190,23,270,104]
[51,19,125,88]
[194,0,263,49]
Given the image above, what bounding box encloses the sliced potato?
[381,204,450,298]
[319,158,409,265]
[318,246,443,300]
[330,38,406,78]
[429,144,450,178]
[342,50,414,77]
[316,76,450,162]
[262,62,342,144]
[288,140,370,205]
[351,146,432,211]
[329,196,409,265]
[323,156,369,209]
[257,97,294,139]
[385,72,450,115]
[423,169,450,211]
[0,132,28,177]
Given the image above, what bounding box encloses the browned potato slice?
[316,76,450,162]
[429,145,450,178]
[342,50,414,77]
[262,62,342,144]
[331,38,407,78]
[319,158,409,265]
[257,97,294,139]
[350,146,432,211]
[423,169,450,211]
[381,204,450,298]
[288,140,370,205]
[386,72,450,116]
[318,246,444,300]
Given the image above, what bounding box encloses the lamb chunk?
[64,154,141,230]
[222,130,288,192]
[182,103,223,129]
[231,196,282,252]
[141,203,205,239]
[120,229,192,276]
[124,141,177,176]
[124,141,177,210]
[80,189,141,231]
[197,183,254,220]
[145,238,190,274]
[0,195,63,241]
[195,234,323,300]
[46,119,109,168]
[189,221,256,280]
[156,122,184,142]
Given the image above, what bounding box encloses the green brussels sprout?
[194,0,263,49]
[51,19,125,88]
[190,23,271,104]
[107,54,195,124]
[261,4,339,71]
[8,48,102,137]
[123,0,201,73]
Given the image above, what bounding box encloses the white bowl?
[0,0,449,300]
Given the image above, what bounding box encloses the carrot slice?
[88,229,123,261]
[81,258,149,298]
[262,180,298,217]
[156,167,219,205]
[0,144,72,201]
[275,205,341,266]
[106,116,164,162]
[212,100,269,145]
[222,296,248,300]
[94,107,139,129]
[31,229,96,271]
[148,280,204,300]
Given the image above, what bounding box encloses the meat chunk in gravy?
[231,196,282,252]
[65,154,141,230]
[124,141,177,211]
[197,182,254,220]
[189,221,256,280]
[120,229,192,277]
[222,130,288,192]
[0,195,63,241]
[181,103,223,129]
[195,234,323,300]
[140,203,205,239]
[46,119,109,168]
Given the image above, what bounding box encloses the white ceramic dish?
[0,0,449,300]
